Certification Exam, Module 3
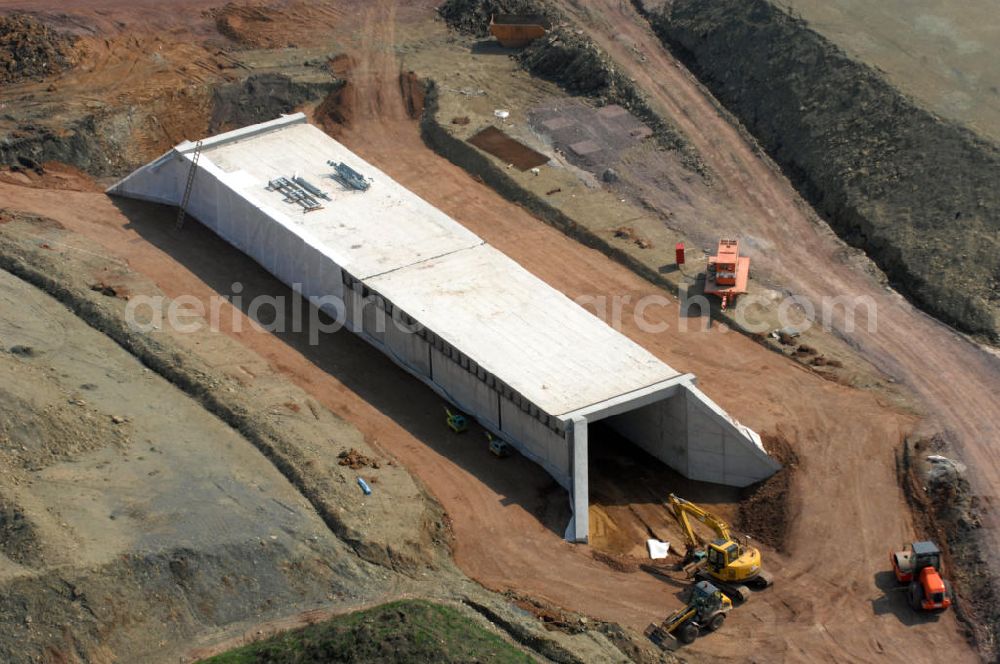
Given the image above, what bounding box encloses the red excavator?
[889,540,951,611]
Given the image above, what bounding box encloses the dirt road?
[0,0,984,661]
[322,5,977,659]
[560,0,1000,566]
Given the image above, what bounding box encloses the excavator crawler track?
[752,569,774,588]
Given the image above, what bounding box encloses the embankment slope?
[651,0,1000,341]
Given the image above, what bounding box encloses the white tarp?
[647,539,670,559]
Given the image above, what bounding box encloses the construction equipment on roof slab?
[328,160,371,191]
[293,175,330,200]
[666,493,772,603]
[266,177,324,212]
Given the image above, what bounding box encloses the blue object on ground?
[357,477,372,495]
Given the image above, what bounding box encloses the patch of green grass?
[200,599,535,664]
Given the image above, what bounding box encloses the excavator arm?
[667,493,733,547]
[665,494,772,597]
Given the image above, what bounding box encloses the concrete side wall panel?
[431,347,500,429]
[568,418,588,543]
[178,160,345,305]
[500,400,570,487]
[686,448,727,485]
[548,430,570,479]
[360,298,386,345]
[605,399,661,447]
[683,384,779,486]
[108,150,185,207]
[606,395,690,478]
[660,394,690,476]
[386,316,431,378]
[601,384,775,487]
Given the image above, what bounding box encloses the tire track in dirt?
[0,0,981,660]
[313,3,974,660]
[558,0,1000,602]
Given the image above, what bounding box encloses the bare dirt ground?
[0,0,993,662]
[5,163,954,661]
[0,242,395,662]
[0,211,633,664]
[557,0,1000,586]
[417,40,887,391]
[774,0,1000,145]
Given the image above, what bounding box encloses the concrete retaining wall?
[339,275,574,489]
[386,312,431,378]
[431,346,501,430]
[111,150,346,308]
[604,383,778,487]
[606,394,690,476]
[501,400,570,487]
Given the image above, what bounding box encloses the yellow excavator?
[666,493,773,603]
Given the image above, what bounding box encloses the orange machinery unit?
[890,541,951,612]
[489,15,548,48]
[705,239,750,310]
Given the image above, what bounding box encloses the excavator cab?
[705,537,762,586]
[706,540,741,572]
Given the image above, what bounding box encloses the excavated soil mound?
[652,0,1000,341]
[209,73,336,134]
[520,28,622,99]
[213,3,283,49]
[315,83,355,138]
[0,497,42,567]
[0,14,74,84]
[438,0,557,37]
[328,53,354,79]
[0,383,130,472]
[738,432,796,552]
[337,448,380,470]
[900,437,998,659]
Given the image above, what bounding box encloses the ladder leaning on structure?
[174,140,203,231]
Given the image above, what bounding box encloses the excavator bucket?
[644,623,680,651]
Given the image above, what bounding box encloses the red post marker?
[675,242,685,265]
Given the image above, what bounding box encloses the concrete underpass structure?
[110,114,780,542]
